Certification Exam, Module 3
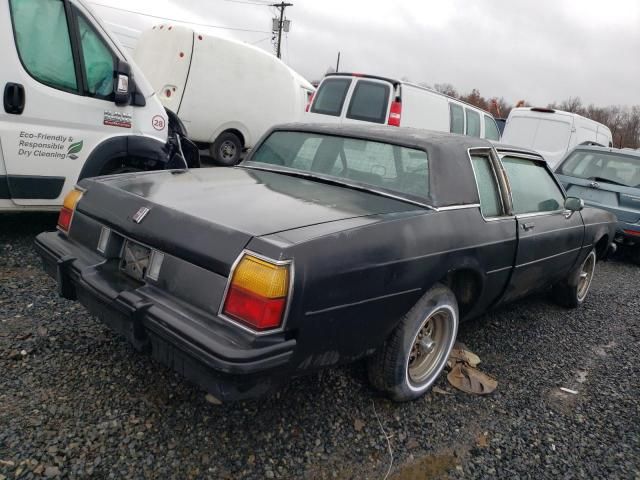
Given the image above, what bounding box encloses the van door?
[570,117,598,148]
[306,76,354,124]
[133,25,193,114]
[342,78,393,126]
[0,0,150,207]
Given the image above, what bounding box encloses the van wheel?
[553,249,597,308]
[211,132,242,166]
[367,284,459,401]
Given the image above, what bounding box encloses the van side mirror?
[565,196,584,212]
[114,60,132,106]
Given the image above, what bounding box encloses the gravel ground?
[1,213,639,479]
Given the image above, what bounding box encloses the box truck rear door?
[133,26,193,114]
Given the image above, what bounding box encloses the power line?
[249,35,272,45]
[89,2,272,34]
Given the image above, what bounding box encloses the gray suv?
[555,145,640,264]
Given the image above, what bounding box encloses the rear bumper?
[35,231,296,401]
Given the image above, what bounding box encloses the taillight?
[624,229,640,237]
[222,254,290,331]
[388,100,402,127]
[57,188,83,233]
[305,92,315,112]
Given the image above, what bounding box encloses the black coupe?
[35,124,616,402]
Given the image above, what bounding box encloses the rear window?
[558,150,640,188]
[346,80,390,124]
[249,131,430,201]
[310,78,352,116]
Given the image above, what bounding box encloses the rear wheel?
[631,247,640,266]
[211,132,242,166]
[367,284,459,401]
[553,249,597,308]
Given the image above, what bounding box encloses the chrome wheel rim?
[577,251,596,302]
[219,141,237,160]
[408,308,455,386]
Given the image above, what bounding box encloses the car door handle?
[521,222,535,231]
[4,82,25,115]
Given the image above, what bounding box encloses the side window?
[484,115,501,141]
[346,80,390,124]
[310,78,352,116]
[470,155,502,217]
[10,0,78,92]
[502,156,565,214]
[449,103,464,134]
[77,13,115,99]
[465,109,481,137]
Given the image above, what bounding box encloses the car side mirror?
[114,60,132,107]
[565,196,584,212]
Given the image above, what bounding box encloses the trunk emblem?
[589,181,600,189]
[132,207,150,224]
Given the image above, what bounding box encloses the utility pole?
[271,2,292,59]
[335,51,340,72]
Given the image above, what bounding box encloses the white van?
[134,25,315,165]
[304,73,501,141]
[501,107,613,168]
[0,0,194,212]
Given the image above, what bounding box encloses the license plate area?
[120,240,151,281]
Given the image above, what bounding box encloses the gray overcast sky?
[93,0,640,107]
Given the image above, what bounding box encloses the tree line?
[429,83,640,149]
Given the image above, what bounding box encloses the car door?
[499,152,584,302]
[1,0,132,206]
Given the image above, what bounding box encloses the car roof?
[256,123,542,208]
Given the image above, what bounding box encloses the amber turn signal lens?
[57,188,83,232]
[223,255,290,331]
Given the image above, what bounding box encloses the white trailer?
[134,25,315,165]
[501,107,613,168]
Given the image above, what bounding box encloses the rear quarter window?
[346,80,390,124]
[310,78,352,116]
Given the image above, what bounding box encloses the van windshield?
[310,78,352,116]
[247,131,430,201]
[558,150,640,188]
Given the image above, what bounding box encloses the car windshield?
[247,131,430,200]
[558,150,640,188]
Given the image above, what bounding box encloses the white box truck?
[0,0,197,212]
[501,107,613,168]
[304,73,502,141]
[133,25,315,165]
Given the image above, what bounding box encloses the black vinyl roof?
[252,123,540,208]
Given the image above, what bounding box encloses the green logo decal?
[67,140,83,159]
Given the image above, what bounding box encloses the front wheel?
[553,249,597,308]
[210,132,242,166]
[367,284,459,401]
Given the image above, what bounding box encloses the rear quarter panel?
[581,206,617,257]
[260,207,517,372]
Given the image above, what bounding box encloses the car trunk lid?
[77,167,420,275]
[560,176,640,224]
